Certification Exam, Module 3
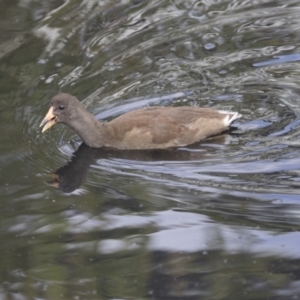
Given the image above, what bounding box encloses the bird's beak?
[40,106,56,132]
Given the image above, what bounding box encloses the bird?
[40,93,241,150]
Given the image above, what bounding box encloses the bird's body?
[40,93,241,149]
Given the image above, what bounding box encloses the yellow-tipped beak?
[40,106,56,132]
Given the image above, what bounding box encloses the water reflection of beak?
[40,106,56,132]
[44,173,60,188]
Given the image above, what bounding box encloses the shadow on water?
[48,133,238,193]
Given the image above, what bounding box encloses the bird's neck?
[68,109,108,148]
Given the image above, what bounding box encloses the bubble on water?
[204,42,216,50]
[37,58,48,64]
[219,69,228,75]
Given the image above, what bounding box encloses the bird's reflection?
[48,134,239,193]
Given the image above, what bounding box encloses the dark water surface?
[1,0,300,299]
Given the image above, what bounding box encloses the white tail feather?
[218,110,242,126]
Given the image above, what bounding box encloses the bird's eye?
[59,105,65,110]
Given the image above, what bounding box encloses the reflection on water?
[50,134,236,193]
[1,0,300,299]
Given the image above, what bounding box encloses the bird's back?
[103,106,241,149]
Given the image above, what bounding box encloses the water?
[1,0,300,299]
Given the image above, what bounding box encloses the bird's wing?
[105,106,238,149]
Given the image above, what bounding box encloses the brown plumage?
[40,93,241,149]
